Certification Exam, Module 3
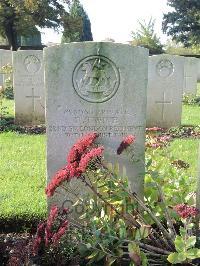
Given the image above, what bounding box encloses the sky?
[41,0,172,45]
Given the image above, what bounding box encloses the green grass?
[0,132,47,219]
[182,105,200,126]
[167,138,199,177]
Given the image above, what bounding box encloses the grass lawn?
[182,83,200,126]
[166,138,199,177]
[0,132,46,220]
[182,105,200,125]
[0,86,199,222]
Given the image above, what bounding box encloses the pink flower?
[158,136,171,142]
[47,206,59,229]
[52,220,69,245]
[45,168,70,197]
[45,206,59,245]
[67,132,99,163]
[33,222,46,255]
[146,127,163,132]
[66,161,80,177]
[46,132,100,197]
[78,147,104,173]
[117,135,136,155]
[174,204,199,219]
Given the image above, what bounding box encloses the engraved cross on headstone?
[26,88,41,113]
[155,92,172,121]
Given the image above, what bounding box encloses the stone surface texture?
[197,59,200,82]
[13,50,45,125]
[184,57,198,95]
[45,42,148,208]
[147,54,185,128]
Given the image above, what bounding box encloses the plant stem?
[131,192,174,247]
[80,175,140,228]
[156,184,176,240]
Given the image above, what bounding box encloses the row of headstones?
[1,43,199,206]
[1,47,199,128]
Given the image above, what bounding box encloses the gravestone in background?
[197,59,200,82]
[183,57,198,95]
[13,50,45,125]
[45,42,148,208]
[0,49,12,86]
[147,54,185,128]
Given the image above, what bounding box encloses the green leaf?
[128,243,140,254]
[186,248,200,259]
[186,236,196,249]
[146,158,152,168]
[179,227,186,237]
[187,223,194,229]
[135,226,150,240]
[174,236,185,252]
[78,243,89,255]
[95,251,106,262]
[107,257,117,265]
[167,252,187,264]
[86,243,92,249]
[87,250,99,259]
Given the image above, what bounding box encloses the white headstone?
[197,59,200,82]
[0,49,12,86]
[184,57,198,95]
[147,54,185,128]
[13,50,45,125]
[45,42,148,207]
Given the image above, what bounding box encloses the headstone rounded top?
[24,55,41,74]
[72,55,120,103]
[156,59,174,78]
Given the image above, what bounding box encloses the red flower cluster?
[32,222,46,256]
[51,220,68,245]
[117,135,135,155]
[33,206,69,255]
[79,147,104,172]
[67,132,99,163]
[174,204,199,219]
[46,132,104,197]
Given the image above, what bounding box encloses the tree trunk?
[5,21,18,51]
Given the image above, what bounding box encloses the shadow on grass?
[0,216,45,233]
[0,117,46,134]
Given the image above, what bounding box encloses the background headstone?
[197,59,200,82]
[45,42,148,208]
[13,50,45,125]
[0,49,12,87]
[184,57,198,95]
[147,54,185,128]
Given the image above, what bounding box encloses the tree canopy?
[131,18,164,55]
[162,0,200,47]
[62,0,93,43]
[0,0,69,50]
